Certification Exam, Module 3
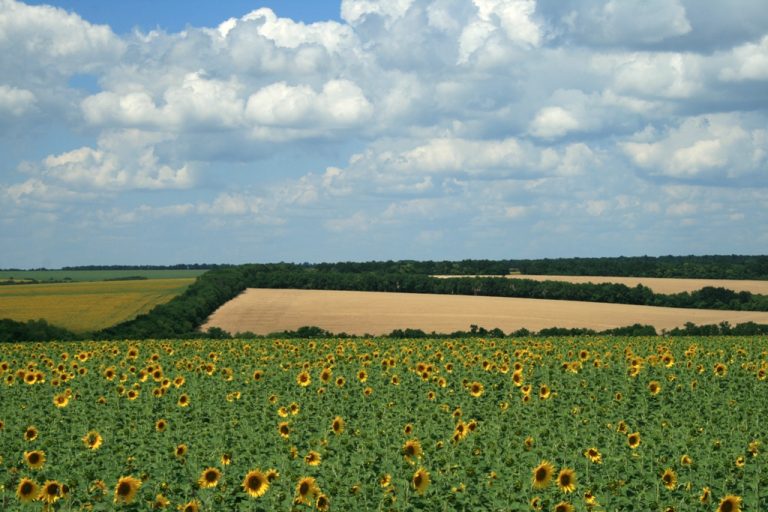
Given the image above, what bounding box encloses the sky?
[1,0,767,268]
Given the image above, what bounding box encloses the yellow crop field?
[0,278,195,333]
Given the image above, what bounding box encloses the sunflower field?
[0,336,766,511]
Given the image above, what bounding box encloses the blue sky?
[1,0,767,267]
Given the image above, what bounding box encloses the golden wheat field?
[0,279,195,333]
[201,289,768,335]
[433,275,768,295]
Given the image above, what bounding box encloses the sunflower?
[557,468,576,493]
[680,454,693,466]
[316,493,331,511]
[335,376,346,387]
[24,450,46,469]
[40,480,64,504]
[198,467,222,488]
[403,439,423,460]
[357,369,368,382]
[16,477,38,503]
[531,460,555,489]
[155,419,168,432]
[179,499,200,512]
[153,493,171,508]
[242,469,269,498]
[717,495,742,512]
[331,416,345,435]
[221,453,232,466]
[648,381,662,395]
[177,393,190,407]
[175,443,188,458]
[468,381,484,397]
[627,432,641,449]
[126,389,139,401]
[24,425,38,442]
[412,467,430,494]
[584,447,602,464]
[699,487,711,504]
[83,430,103,450]
[553,502,574,512]
[265,468,280,482]
[305,450,322,466]
[278,422,291,439]
[53,392,70,407]
[114,475,141,504]
[319,368,332,383]
[714,363,728,377]
[660,468,677,490]
[297,371,311,387]
[295,476,319,505]
[539,384,551,400]
[529,496,542,510]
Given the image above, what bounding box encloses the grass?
[0,278,196,333]
[0,269,207,283]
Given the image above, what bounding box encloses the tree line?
[4,254,767,279]
[2,259,767,341]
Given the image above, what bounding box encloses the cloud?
[537,0,691,47]
[720,35,768,81]
[2,0,767,264]
[19,130,195,193]
[82,72,245,130]
[0,85,36,116]
[621,113,768,181]
[0,0,124,80]
[245,79,372,129]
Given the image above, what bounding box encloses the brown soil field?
[433,275,768,294]
[201,288,768,336]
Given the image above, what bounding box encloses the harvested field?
[433,274,768,294]
[202,288,768,335]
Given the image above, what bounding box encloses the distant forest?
[2,255,767,341]
[4,254,767,279]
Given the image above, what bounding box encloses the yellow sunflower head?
[717,495,742,512]
[661,468,677,490]
[82,430,103,450]
[40,480,64,504]
[113,475,141,504]
[331,416,345,435]
[16,477,39,503]
[198,467,222,488]
[24,450,46,469]
[295,476,319,505]
[412,467,430,494]
[557,468,576,493]
[304,450,322,466]
[242,469,269,498]
[531,460,555,489]
[403,439,423,460]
